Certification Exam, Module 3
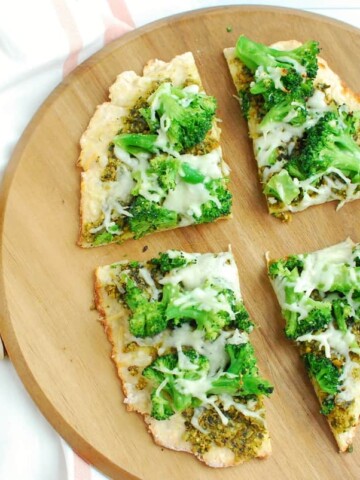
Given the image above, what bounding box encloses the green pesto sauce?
[121,80,164,134]
[328,403,356,434]
[101,156,120,182]
[299,340,360,432]
[186,133,220,156]
[182,403,266,461]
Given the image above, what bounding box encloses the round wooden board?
[1,5,360,480]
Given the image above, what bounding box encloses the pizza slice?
[268,238,360,451]
[95,249,273,467]
[224,36,360,221]
[78,52,231,247]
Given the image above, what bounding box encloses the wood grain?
[1,5,360,480]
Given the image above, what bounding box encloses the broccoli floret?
[333,298,353,332]
[268,255,304,279]
[164,284,252,340]
[220,290,254,332]
[320,396,336,416]
[239,89,252,120]
[128,196,178,239]
[236,35,319,80]
[233,302,254,333]
[284,294,332,340]
[303,353,341,395]
[122,277,168,338]
[263,170,300,205]
[165,300,230,341]
[124,277,149,310]
[180,162,205,184]
[128,302,167,338]
[150,252,194,273]
[236,35,319,112]
[194,179,232,224]
[146,82,217,152]
[149,390,174,420]
[276,267,332,339]
[144,345,272,421]
[286,111,360,181]
[209,343,273,397]
[93,231,113,246]
[148,155,180,192]
[143,350,208,418]
[260,95,307,127]
[113,133,159,155]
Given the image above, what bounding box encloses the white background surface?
[0,1,359,479]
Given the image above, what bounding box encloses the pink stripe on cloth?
[74,454,92,480]
[103,16,133,45]
[107,0,134,27]
[52,0,83,77]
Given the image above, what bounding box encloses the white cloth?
[0,1,359,479]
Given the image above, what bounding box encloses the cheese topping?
[270,239,360,404]
[159,252,242,299]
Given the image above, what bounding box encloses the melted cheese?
[178,147,224,180]
[162,182,218,220]
[256,89,331,169]
[172,286,235,319]
[159,252,242,299]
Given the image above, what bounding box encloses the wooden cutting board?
[1,5,360,480]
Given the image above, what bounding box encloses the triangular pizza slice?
[268,238,360,451]
[224,35,360,221]
[78,52,231,247]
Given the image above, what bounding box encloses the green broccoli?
[221,290,254,333]
[149,390,175,420]
[148,155,180,192]
[194,179,232,224]
[180,162,205,184]
[209,343,273,397]
[236,35,319,111]
[234,302,254,332]
[236,35,319,82]
[128,302,167,338]
[122,277,168,338]
[128,196,178,239]
[124,277,149,310]
[150,251,194,273]
[143,350,208,419]
[333,298,353,332]
[286,111,360,182]
[113,132,159,155]
[268,255,304,279]
[279,267,332,339]
[143,345,272,421]
[303,353,341,395]
[263,170,301,205]
[165,299,230,341]
[145,82,217,152]
[283,291,332,340]
[260,95,307,127]
[163,283,253,340]
[320,396,336,416]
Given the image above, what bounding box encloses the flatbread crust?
[78,52,230,247]
[224,40,360,220]
[94,254,272,467]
